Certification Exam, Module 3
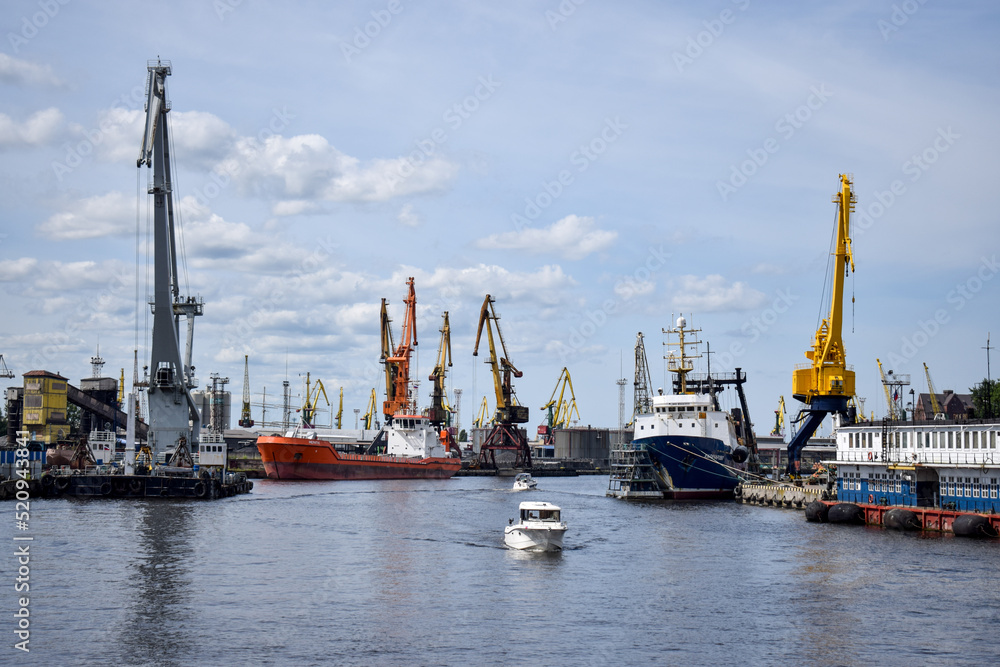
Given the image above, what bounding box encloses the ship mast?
[136,60,203,462]
[663,315,701,394]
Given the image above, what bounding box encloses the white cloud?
[0,107,63,147]
[475,215,617,260]
[668,274,766,312]
[271,199,322,217]
[229,133,458,202]
[96,108,236,167]
[38,191,134,240]
[398,203,419,227]
[0,54,63,87]
[0,258,39,282]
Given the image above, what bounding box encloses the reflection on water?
[115,502,196,666]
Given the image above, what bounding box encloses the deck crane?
[771,395,786,437]
[335,387,343,429]
[239,354,254,427]
[473,295,531,468]
[540,367,581,437]
[786,174,857,476]
[633,332,653,421]
[361,388,378,430]
[299,372,329,428]
[380,278,418,423]
[923,362,946,420]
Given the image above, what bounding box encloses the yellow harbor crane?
[787,174,857,476]
[299,372,329,428]
[541,367,581,430]
[877,358,896,420]
[473,396,491,429]
[923,362,946,420]
[361,388,378,430]
[771,395,786,437]
[473,295,531,468]
[335,387,343,429]
[427,312,453,427]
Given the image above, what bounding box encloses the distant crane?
[473,295,530,468]
[786,174,857,476]
[361,388,378,430]
[118,368,126,409]
[427,312,453,427]
[633,332,653,421]
[923,362,946,420]
[335,387,343,429]
[299,372,329,428]
[877,358,895,419]
[771,395,786,437]
[877,358,910,420]
[473,396,490,429]
[239,354,254,427]
[541,367,581,430]
[381,278,418,422]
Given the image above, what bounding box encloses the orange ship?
[257,415,461,480]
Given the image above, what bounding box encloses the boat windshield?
[521,509,560,521]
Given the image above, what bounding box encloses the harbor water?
[6,475,1000,666]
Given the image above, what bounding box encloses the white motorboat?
[504,501,567,551]
[512,472,537,491]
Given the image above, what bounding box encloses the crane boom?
[362,388,377,430]
[785,174,857,476]
[633,332,653,418]
[335,387,343,429]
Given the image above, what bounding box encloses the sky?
[1,0,998,437]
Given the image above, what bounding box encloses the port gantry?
[787,174,858,477]
[136,59,204,462]
[473,295,531,469]
[633,332,653,421]
[380,278,418,423]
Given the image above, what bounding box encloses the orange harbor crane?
[473,294,531,469]
[381,277,418,423]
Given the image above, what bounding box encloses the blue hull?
[636,435,740,499]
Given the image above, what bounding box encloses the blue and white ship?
[629,316,758,499]
[828,415,1000,513]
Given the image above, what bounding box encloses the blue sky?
[1,0,998,435]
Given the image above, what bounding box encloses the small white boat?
[512,472,537,491]
[504,501,567,551]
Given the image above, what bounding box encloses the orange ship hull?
[256,435,461,480]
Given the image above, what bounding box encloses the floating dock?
[734,480,830,509]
